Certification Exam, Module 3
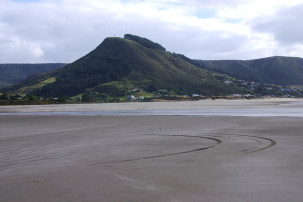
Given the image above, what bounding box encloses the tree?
[0,93,9,100]
[26,94,38,101]
[81,90,94,103]
[57,96,68,103]
[147,84,157,92]
[99,93,109,102]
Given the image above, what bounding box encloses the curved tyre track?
[87,134,221,166]
[1,134,276,186]
[87,134,276,166]
[225,134,276,154]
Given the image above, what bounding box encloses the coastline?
[0,98,302,113]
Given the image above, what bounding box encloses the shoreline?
[0,98,302,113]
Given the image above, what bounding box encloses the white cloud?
[214,0,302,20]
[0,0,303,63]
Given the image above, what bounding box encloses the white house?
[127,95,136,100]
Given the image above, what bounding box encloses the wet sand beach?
[1,99,303,201]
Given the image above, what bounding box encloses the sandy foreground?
[1,99,303,201]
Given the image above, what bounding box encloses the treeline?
[0,93,66,105]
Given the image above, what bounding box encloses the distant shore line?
[1,98,302,114]
[0,95,300,106]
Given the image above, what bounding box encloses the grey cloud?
[0,1,121,62]
[1,0,302,63]
[253,4,303,45]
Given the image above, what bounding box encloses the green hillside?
[195,56,303,86]
[0,63,65,88]
[2,34,246,99]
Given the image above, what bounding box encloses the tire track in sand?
[1,134,276,186]
[86,134,222,166]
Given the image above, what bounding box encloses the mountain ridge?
[1,34,303,102]
[194,56,303,86]
[1,34,246,99]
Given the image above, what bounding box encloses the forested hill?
[0,63,66,88]
[194,56,303,86]
[1,34,246,98]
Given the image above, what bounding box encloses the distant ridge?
[194,56,303,86]
[0,63,66,88]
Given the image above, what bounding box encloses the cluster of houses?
[127,88,173,101]
[225,80,261,90]
[224,79,303,98]
[126,82,303,101]
[127,88,145,100]
[126,95,144,101]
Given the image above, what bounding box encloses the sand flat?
[1,100,303,201]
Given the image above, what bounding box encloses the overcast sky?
[1,0,303,63]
